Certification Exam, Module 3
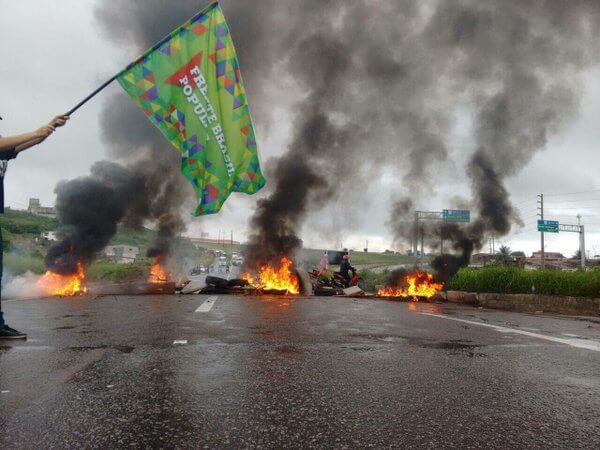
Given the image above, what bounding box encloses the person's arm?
[0,129,50,152]
[0,114,69,153]
[14,137,45,153]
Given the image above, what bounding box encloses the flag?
[117,1,266,215]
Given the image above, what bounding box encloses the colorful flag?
[117,1,266,215]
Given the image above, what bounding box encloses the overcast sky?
[1,0,600,257]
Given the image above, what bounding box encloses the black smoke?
[45,155,188,274]
[92,1,600,277]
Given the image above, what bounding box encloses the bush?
[358,269,390,292]
[446,266,600,298]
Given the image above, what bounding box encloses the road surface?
[1,294,599,448]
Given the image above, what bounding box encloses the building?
[471,253,494,267]
[189,237,241,248]
[527,251,571,270]
[104,245,140,264]
[28,198,57,219]
[530,251,566,261]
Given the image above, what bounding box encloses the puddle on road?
[68,345,135,354]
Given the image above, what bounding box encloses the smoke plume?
[92,1,600,277]
[45,152,189,274]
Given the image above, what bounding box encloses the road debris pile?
[242,257,300,295]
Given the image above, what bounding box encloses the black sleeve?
[0,149,18,161]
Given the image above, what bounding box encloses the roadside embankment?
[445,291,600,316]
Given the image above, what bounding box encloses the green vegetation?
[447,266,600,298]
[357,268,390,292]
[0,208,58,236]
[4,253,46,276]
[87,261,150,282]
[111,224,157,249]
[350,252,412,266]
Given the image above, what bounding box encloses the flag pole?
[66,75,119,116]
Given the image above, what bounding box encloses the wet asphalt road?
[0,294,599,449]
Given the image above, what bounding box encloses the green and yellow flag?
[117,1,266,215]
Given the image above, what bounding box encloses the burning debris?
[148,257,172,284]
[242,257,301,295]
[377,269,443,301]
[37,261,87,297]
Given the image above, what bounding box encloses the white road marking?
[195,296,218,313]
[1,390,9,394]
[173,340,188,345]
[420,313,600,352]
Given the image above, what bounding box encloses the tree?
[496,245,512,265]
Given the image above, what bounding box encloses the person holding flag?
[0,114,69,339]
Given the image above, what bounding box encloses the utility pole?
[577,215,586,269]
[537,194,545,269]
[420,226,424,258]
[413,211,419,263]
[580,225,586,269]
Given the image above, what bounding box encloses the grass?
[358,268,390,292]
[349,252,413,266]
[3,253,46,276]
[446,266,600,298]
[87,261,151,282]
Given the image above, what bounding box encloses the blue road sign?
[443,209,471,223]
[537,220,559,233]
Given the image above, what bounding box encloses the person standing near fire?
[339,254,356,286]
[0,114,69,339]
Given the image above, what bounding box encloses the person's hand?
[50,114,69,127]
[34,124,55,140]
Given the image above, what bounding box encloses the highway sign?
[537,220,559,233]
[443,209,471,223]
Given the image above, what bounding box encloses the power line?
[544,189,600,198]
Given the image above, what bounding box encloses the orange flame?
[149,258,171,283]
[242,257,300,294]
[38,261,87,297]
[377,269,443,300]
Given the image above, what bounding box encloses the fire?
[242,257,300,295]
[377,269,443,300]
[38,261,87,297]
[149,258,171,283]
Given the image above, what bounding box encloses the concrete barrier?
[445,291,600,316]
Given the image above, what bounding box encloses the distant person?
[339,254,356,285]
[0,114,69,339]
[318,251,328,275]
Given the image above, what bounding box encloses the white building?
[41,231,57,241]
[104,245,140,264]
[28,198,57,219]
